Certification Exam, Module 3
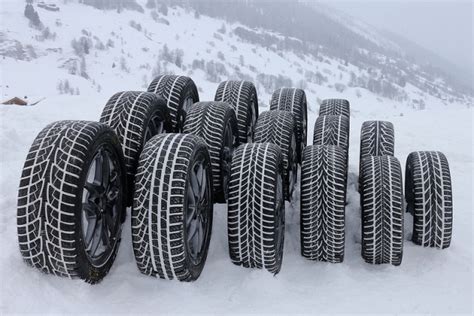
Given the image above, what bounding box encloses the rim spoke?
[187,221,199,243]
[196,164,204,187]
[154,119,163,134]
[187,182,197,208]
[186,206,197,226]
[190,168,200,200]
[101,152,110,186]
[199,167,207,199]
[196,221,204,250]
[101,218,111,247]
[104,210,115,232]
[83,202,99,216]
[85,181,101,195]
[145,128,152,143]
[90,220,103,256]
[93,153,102,183]
[84,215,98,246]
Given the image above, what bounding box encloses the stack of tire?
[16,72,453,285]
[227,87,308,274]
[17,75,248,283]
[300,99,350,263]
[359,120,404,265]
[359,121,453,266]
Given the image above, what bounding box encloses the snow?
[1,0,473,314]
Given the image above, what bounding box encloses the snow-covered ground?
[0,90,472,314]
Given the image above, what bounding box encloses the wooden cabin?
[2,97,28,106]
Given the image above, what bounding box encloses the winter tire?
[214,80,259,144]
[319,99,350,118]
[183,102,239,203]
[100,91,170,203]
[147,75,199,132]
[300,145,347,263]
[405,151,452,249]
[270,88,308,163]
[228,143,285,274]
[132,134,213,281]
[312,115,350,153]
[17,120,127,283]
[360,155,403,266]
[359,120,395,161]
[253,110,297,201]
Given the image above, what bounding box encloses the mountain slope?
[0,0,471,111]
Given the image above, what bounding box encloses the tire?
[312,115,350,153]
[17,121,127,283]
[99,91,170,203]
[405,151,452,249]
[319,99,350,118]
[183,102,239,203]
[214,80,258,144]
[360,156,403,266]
[228,143,285,274]
[147,75,199,132]
[359,120,395,161]
[132,134,213,281]
[270,88,308,163]
[253,110,297,201]
[300,145,347,263]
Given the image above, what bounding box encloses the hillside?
[1,0,472,111]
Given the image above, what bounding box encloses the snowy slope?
[1,1,473,314]
[1,1,471,111]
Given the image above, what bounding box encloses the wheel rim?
[274,173,284,257]
[221,121,235,200]
[288,133,298,197]
[186,155,211,265]
[144,113,164,144]
[247,100,256,143]
[81,146,122,267]
[179,97,195,129]
[301,103,307,158]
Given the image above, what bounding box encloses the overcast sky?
[319,0,473,77]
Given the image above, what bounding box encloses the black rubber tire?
[270,88,308,163]
[17,121,127,283]
[300,145,347,263]
[214,80,259,144]
[147,75,199,132]
[253,110,297,201]
[360,120,395,162]
[99,91,170,204]
[228,143,285,274]
[319,99,350,118]
[183,101,239,203]
[132,134,213,281]
[405,151,453,249]
[312,115,350,153]
[360,155,403,266]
